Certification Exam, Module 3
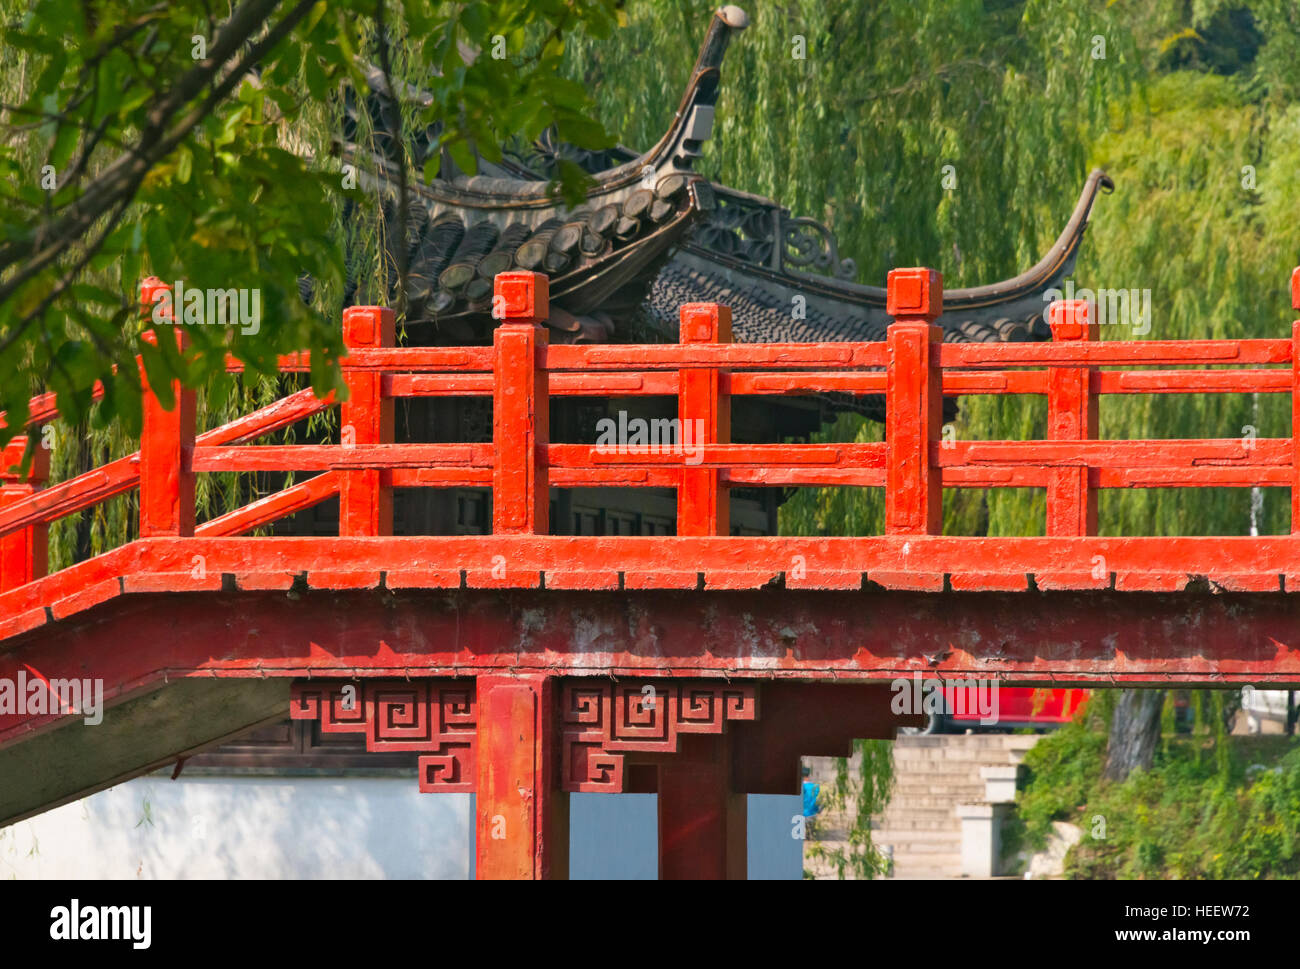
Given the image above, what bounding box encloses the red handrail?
[2,266,1299,595]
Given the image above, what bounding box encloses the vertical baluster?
[1046,299,1098,536]
[0,438,48,591]
[139,277,196,538]
[677,303,731,536]
[885,268,943,535]
[340,305,395,536]
[1291,268,1300,534]
[492,271,549,535]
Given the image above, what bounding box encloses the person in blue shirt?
[801,765,821,817]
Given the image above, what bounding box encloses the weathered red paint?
[289,679,475,791]
[1293,318,1300,535]
[561,679,756,792]
[657,733,746,880]
[492,272,549,535]
[885,268,943,535]
[678,303,731,535]
[4,268,1300,877]
[1047,299,1098,536]
[474,673,567,880]
[340,306,394,536]
[138,280,195,539]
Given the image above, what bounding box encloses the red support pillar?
[677,303,731,536]
[0,438,48,592]
[340,305,395,536]
[492,272,549,535]
[1047,299,1098,536]
[139,278,195,538]
[657,733,746,880]
[885,268,943,535]
[1292,268,1300,534]
[474,674,568,880]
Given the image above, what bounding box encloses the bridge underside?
[4,535,1300,876]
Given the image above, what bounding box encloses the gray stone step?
[874,830,962,848]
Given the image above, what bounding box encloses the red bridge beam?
[4,569,1300,748]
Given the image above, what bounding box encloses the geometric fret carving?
[561,680,758,792]
[289,680,476,792]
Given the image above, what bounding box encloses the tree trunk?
[1102,689,1165,782]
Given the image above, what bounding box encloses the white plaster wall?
[0,775,470,879]
[2,778,800,880]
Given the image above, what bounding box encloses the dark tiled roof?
[650,261,1043,345]
[325,3,1105,376]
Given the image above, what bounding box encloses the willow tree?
[567,0,1141,869]
[568,0,1139,537]
[0,0,618,567]
[571,1,1300,824]
[1079,1,1300,779]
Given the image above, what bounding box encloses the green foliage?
[570,1,1300,542]
[1012,707,1300,879]
[805,738,894,879]
[2,0,620,565]
[0,0,619,454]
[1013,712,1109,849]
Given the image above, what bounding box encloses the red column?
[139,278,195,538]
[677,303,731,536]
[340,305,395,536]
[1046,299,1098,536]
[1292,268,1300,534]
[492,272,549,535]
[885,268,944,535]
[0,438,48,592]
[474,674,569,880]
[658,733,746,880]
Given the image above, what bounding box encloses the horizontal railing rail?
[2,265,1299,595]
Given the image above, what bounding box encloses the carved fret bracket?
[561,679,758,793]
[289,679,476,792]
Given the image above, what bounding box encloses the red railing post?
[0,439,49,591]
[885,268,943,535]
[1046,299,1098,536]
[1291,267,1300,534]
[677,303,732,536]
[139,278,196,538]
[340,305,395,536]
[492,271,549,535]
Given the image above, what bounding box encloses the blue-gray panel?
[747,794,804,879]
[569,792,658,880]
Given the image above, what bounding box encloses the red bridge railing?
[1,266,1299,595]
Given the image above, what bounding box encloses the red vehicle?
[903,686,1089,734]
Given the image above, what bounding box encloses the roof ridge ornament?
[717,6,749,29]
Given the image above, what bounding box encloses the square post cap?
[493,271,549,324]
[886,268,943,322]
[140,277,171,319]
[342,305,396,348]
[1047,299,1094,341]
[1291,266,1300,312]
[680,303,733,343]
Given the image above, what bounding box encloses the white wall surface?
[0,775,470,879]
[2,777,801,880]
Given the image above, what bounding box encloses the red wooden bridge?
[2,268,1300,878]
